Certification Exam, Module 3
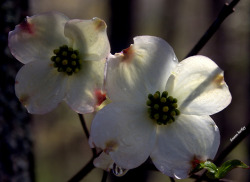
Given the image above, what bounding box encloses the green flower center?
[51,45,81,76]
[147,91,180,125]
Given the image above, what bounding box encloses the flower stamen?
[51,45,81,76]
[146,91,180,125]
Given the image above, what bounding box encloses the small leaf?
[215,159,249,179]
[201,161,218,180]
[189,161,218,176]
[202,161,218,174]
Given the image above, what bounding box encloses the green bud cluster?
[51,45,81,76]
[147,91,180,125]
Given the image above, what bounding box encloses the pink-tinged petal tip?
[121,45,134,63]
[19,18,35,34]
[190,155,205,171]
[19,94,30,107]
[95,90,106,106]
[93,17,107,31]
[104,140,119,154]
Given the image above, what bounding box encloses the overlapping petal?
[90,102,156,169]
[151,114,220,178]
[133,36,178,93]
[64,17,110,61]
[166,56,232,115]
[106,36,178,104]
[105,54,147,104]
[8,12,69,64]
[64,60,106,113]
[93,152,114,171]
[15,60,67,114]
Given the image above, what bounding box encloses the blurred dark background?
[0,0,249,181]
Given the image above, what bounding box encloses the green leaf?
[201,161,218,179]
[200,161,218,173]
[189,161,218,177]
[189,160,249,180]
[215,160,249,179]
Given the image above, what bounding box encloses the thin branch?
[214,122,250,166]
[185,0,240,58]
[169,177,175,182]
[101,171,108,182]
[68,158,95,182]
[78,113,97,157]
[67,114,98,182]
[78,114,90,138]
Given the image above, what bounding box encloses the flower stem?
[185,0,240,58]
[78,113,97,157]
[68,114,99,182]
[68,157,95,182]
[78,114,90,138]
[101,171,108,182]
[170,177,175,182]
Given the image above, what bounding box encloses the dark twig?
[67,114,98,182]
[78,114,90,138]
[170,177,175,182]
[101,171,108,182]
[68,158,95,182]
[214,122,250,166]
[185,0,240,58]
[78,114,97,157]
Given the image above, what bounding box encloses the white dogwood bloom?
[90,36,231,178]
[8,12,109,114]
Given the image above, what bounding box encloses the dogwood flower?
[8,12,110,114]
[90,36,231,178]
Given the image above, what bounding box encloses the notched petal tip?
[19,94,30,107]
[213,73,225,87]
[95,89,107,106]
[104,140,119,154]
[209,122,219,132]
[93,152,114,171]
[19,17,35,34]
[92,17,107,31]
[121,45,134,63]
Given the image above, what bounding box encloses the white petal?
[151,114,220,179]
[105,54,147,104]
[64,60,106,114]
[93,152,114,171]
[8,11,69,64]
[64,17,110,61]
[133,36,178,93]
[167,55,231,115]
[106,36,178,103]
[90,102,156,169]
[15,60,67,114]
